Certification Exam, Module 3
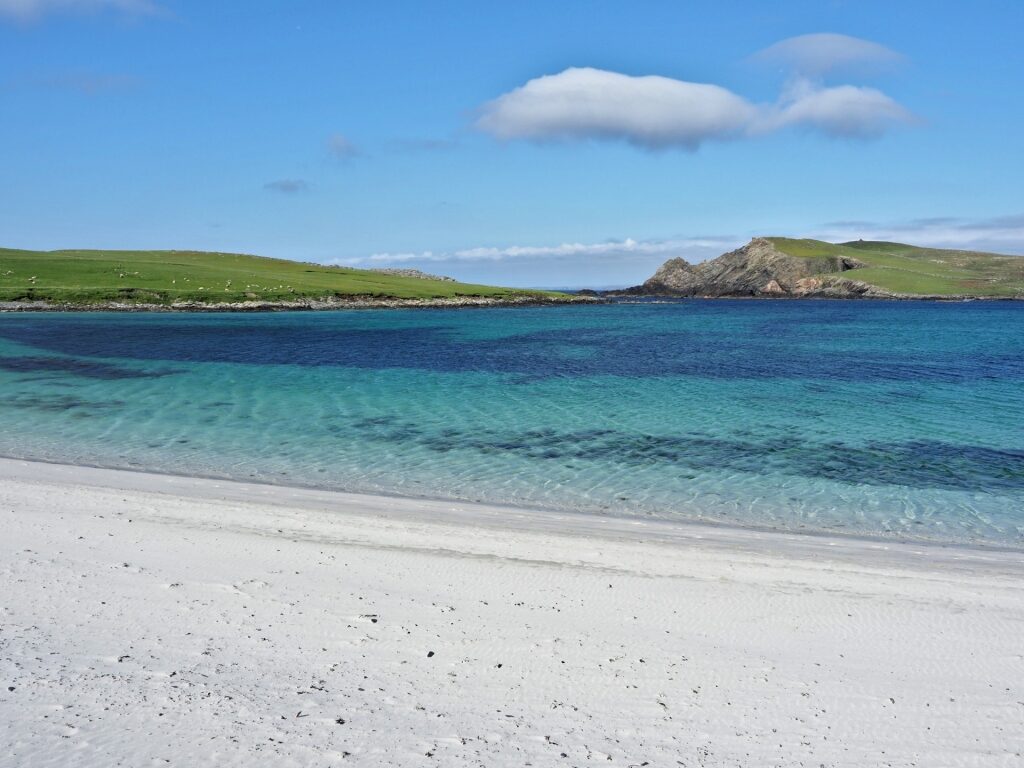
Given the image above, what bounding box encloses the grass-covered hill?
[768,238,1024,298]
[0,247,568,307]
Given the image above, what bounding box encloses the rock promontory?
[617,237,883,299]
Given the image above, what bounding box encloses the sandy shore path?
[1,458,1022,767]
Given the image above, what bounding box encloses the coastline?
[0,294,600,312]
[601,291,1024,301]
[5,452,1023,557]
[4,294,1023,312]
[2,456,1023,765]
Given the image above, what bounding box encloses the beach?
[1,457,1022,767]
[5,2,1024,766]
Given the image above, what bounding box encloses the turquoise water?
[1,300,1022,546]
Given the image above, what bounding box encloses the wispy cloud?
[327,133,359,159]
[332,213,1024,275]
[333,236,739,266]
[263,179,309,194]
[966,213,1024,231]
[0,0,160,21]
[752,33,904,77]
[815,213,1024,254]
[476,35,912,151]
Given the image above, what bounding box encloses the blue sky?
[1,0,1022,287]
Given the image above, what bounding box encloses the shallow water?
[1,300,1022,545]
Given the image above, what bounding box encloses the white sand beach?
[1,457,1023,767]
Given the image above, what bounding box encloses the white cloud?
[476,67,757,150]
[477,63,911,150]
[753,33,903,76]
[0,0,158,20]
[327,133,359,159]
[334,236,739,266]
[763,79,913,138]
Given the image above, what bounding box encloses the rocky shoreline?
[602,292,1019,303]
[601,237,1024,301]
[604,237,894,300]
[0,293,600,312]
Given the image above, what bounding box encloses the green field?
[0,247,564,305]
[768,238,1024,297]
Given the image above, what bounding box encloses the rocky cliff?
[618,237,889,298]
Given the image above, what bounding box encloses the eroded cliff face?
[624,237,886,298]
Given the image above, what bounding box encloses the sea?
[1,299,1022,547]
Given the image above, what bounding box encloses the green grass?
[767,237,1024,297]
[0,247,566,305]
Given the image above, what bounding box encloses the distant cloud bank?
[816,213,1024,254]
[477,34,912,150]
[334,236,739,266]
[335,213,1024,273]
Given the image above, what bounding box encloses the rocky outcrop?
[617,238,884,298]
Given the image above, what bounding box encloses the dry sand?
[1,457,1022,767]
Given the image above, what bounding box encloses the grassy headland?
[768,238,1024,298]
[0,247,574,308]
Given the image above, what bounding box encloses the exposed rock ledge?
[611,237,893,299]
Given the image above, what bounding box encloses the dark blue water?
[1,300,1022,545]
